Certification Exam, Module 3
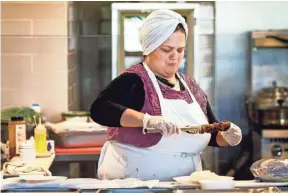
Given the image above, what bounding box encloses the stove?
[261,130,288,159]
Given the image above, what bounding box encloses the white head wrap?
[139,9,188,56]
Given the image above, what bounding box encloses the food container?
[50,130,108,148]
[61,111,90,122]
[46,119,108,148]
[250,159,288,182]
[19,142,36,163]
[199,179,235,190]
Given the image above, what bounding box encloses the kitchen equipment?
[50,130,107,148]
[145,121,231,134]
[46,120,108,148]
[258,104,288,126]
[245,82,288,162]
[246,81,288,130]
[261,130,288,160]
[255,81,288,109]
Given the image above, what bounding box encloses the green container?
[61,111,90,122]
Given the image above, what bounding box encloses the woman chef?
[90,9,242,181]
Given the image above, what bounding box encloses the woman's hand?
[219,123,242,146]
[142,113,181,135]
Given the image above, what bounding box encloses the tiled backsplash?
[1,2,69,121]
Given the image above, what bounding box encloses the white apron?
[98,63,211,181]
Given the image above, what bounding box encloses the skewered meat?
[187,120,231,134]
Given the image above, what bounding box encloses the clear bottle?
[34,123,47,155]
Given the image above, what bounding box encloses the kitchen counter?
[2,178,288,193]
[82,188,287,193]
[79,182,287,193]
[2,187,287,193]
[1,153,56,178]
[10,153,55,170]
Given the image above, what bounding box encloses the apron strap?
[143,62,165,105]
[176,72,197,103]
[143,61,197,103]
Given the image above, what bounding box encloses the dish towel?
[2,161,51,176]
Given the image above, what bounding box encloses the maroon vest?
[108,63,208,148]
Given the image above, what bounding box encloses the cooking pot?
[258,99,288,126]
[245,81,288,129]
[255,81,288,109]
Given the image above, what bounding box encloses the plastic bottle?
[32,103,47,155]
[32,104,41,114]
[34,121,47,155]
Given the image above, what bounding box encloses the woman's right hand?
[142,113,181,135]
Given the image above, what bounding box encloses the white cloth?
[2,161,51,176]
[97,63,211,181]
[139,9,188,55]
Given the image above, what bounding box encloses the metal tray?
[50,129,108,148]
[1,187,79,193]
[81,187,283,193]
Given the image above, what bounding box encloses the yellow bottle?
[34,124,47,155]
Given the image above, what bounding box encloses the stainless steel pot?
[258,100,288,126]
[255,81,288,109]
[245,81,288,128]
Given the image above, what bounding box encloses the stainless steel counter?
[2,185,287,193]
[81,187,286,193]
[2,187,287,193]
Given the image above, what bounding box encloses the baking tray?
[49,129,108,148]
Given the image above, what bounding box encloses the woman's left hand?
[220,123,242,146]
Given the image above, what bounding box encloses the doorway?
[111,3,200,80]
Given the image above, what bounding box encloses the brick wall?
[1,1,69,121]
